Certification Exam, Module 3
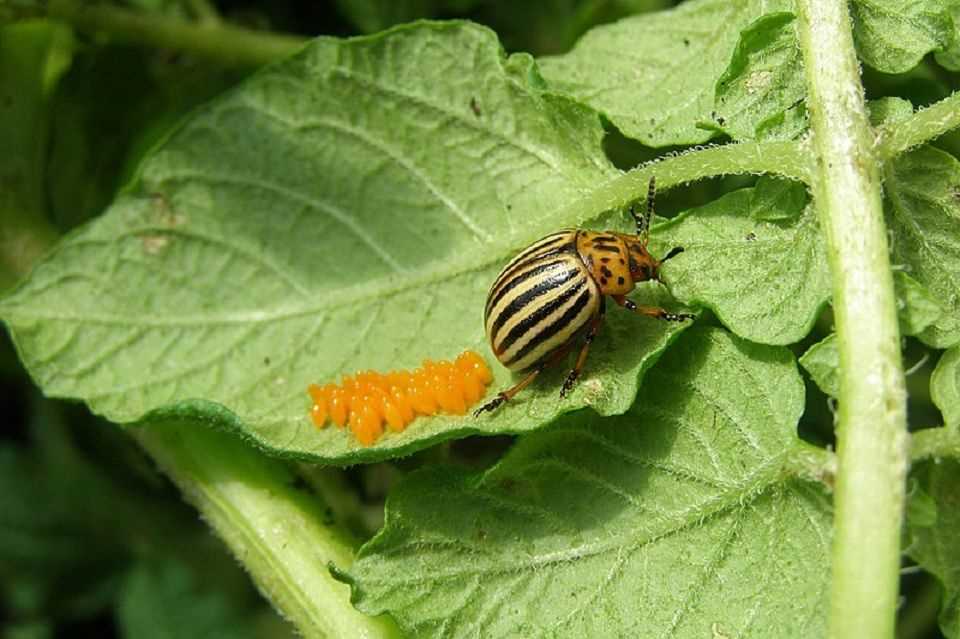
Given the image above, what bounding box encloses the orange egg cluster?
[307,350,494,446]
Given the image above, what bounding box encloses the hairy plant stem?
[134,421,402,639]
[911,427,960,461]
[796,2,908,638]
[564,139,810,228]
[43,0,306,66]
[879,91,960,159]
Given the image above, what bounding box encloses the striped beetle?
[475,177,693,415]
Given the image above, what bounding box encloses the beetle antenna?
[636,176,656,245]
[660,246,684,263]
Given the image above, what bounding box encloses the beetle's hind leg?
[474,336,580,416]
[612,294,694,322]
[560,298,606,397]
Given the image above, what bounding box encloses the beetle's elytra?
[475,177,693,415]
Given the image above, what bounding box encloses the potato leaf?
[339,326,831,638]
[798,333,839,399]
[885,145,960,349]
[907,459,960,639]
[850,0,955,74]
[539,0,793,146]
[0,22,700,464]
[933,346,960,429]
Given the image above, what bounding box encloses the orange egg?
[328,387,350,427]
[353,403,383,446]
[307,350,492,446]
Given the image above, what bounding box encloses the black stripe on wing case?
[504,286,592,367]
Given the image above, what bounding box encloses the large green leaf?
[538,0,792,146]
[651,179,829,345]
[933,346,960,429]
[340,327,832,638]
[0,22,701,464]
[850,0,955,74]
[907,459,960,639]
[885,145,960,348]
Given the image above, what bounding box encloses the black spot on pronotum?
[600,266,613,278]
[617,276,625,285]
[600,257,610,264]
[600,277,608,286]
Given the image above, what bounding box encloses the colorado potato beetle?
[475,177,693,415]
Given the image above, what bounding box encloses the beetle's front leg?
[612,294,694,322]
[561,298,606,397]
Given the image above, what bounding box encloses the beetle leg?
[561,298,606,397]
[612,294,694,322]
[474,339,577,416]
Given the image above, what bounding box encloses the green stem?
[134,421,402,639]
[878,91,960,159]
[796,2,908,639]
[44,0,306,66]
[911,427,960,461]
[564,139,810,227]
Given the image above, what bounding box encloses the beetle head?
[626,242,684,283]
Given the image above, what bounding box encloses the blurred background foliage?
[1,0,957,637]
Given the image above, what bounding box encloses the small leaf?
[905,477,937,527]
[653,182,829,345]
[934,0,960,70]
[799,334,839,398]
[799,275,942,399]
[907,459,960,639]
[850,0,955,74]
[0,23,696,464]
[867,96,914,127]
[896,271,945,336]
[341,327,831,638]
[932,346,960,429]
[885,145,960,348]
[710,12,806,142]
[539,0,793,146]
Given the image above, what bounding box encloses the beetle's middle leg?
[560,298,606,397]
[612,294,694,322]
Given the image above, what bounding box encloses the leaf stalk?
[42,0,306,66]
[134,421,402,639]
